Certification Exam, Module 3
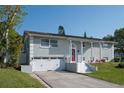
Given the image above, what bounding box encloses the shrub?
[14,64,21,71]
[0,63,11,68]
[117,62,124,68]
[113,57,121,62]
[121,57,124,62]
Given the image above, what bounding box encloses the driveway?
[34,71,123,88]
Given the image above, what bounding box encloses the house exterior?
[20,31,115,73]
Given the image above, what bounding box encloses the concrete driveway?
[34,71,123,88]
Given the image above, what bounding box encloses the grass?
[0,68,45,88]
[85,62,124,85]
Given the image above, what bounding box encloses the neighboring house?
[20,31,115,73]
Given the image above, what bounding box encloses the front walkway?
[34,71,123,88]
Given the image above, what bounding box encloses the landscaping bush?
[111,57,124,62]
[0,63,11,68]
[113,57,121,62]
[14,64,21,71]
[121,57,124,62]
[117,62,124,68]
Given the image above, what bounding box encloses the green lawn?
[85,62,124,85]
[0,68,45,88]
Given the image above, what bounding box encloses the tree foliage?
[103,28,124,54]
[8,30,23,66]
[114,28,124,53]
[103,35,114,41]
[0,6,26,42]
[0,5,26,66]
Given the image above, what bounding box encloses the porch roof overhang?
[24,31,117,44]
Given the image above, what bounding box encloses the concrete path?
[34,71,123,88]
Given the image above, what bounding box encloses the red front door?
[72,49,75,62]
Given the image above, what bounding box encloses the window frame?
[83,42,86,48]
[103,43,109,47]
[40,38,58,48]
[41,38,50,48]
[50,39,58,48]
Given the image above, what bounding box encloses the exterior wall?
[66,63,77,72]
[27,36,114,63]
[33,37,69,58]
[77,62,96,73]
[102,43,113,61]
[83,42,114,62]
[21,65,32,73]
[33,37,49,57]
[21,33,115,72]
[92,43,100,61]
[66,62,97,73]
[83,42,92,62]
[49,40,69,57]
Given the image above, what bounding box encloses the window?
[83,42,85,47]
[83,57,85,61]
[50,40,58,47]
[41,39,58,48]
[51,57,57,59]
[103,43,109,47]
[58,57,64,59]
[33,57,42,59]
[41,39,49,47]
[42,57,49,59]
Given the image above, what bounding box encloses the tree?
[58,25,65,35]
[84,32,87,38]
[8,30,22,66]
[103,35,114,41]
[114,28,124,54]
[0,6,25,43]
[0,5,26,65]
[0,22,6,63]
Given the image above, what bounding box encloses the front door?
[72,48,76,62]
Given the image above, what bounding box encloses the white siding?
[102,44,112,61]
[92,43,100,60]
[83,42,91,62]
[33,37,69,57]
[29,36,114,63]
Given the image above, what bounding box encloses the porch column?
[69,40,72,63]
[99,42,102,59]
[81,41,83,62]
[91,42,93,60]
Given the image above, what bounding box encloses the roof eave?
[24,31,116,44]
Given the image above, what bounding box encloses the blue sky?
[17,5,124,38]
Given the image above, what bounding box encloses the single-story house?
[20,31,115,73]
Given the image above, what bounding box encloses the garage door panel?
[31,59,66,71]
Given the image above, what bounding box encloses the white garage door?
[31,59,66,71]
